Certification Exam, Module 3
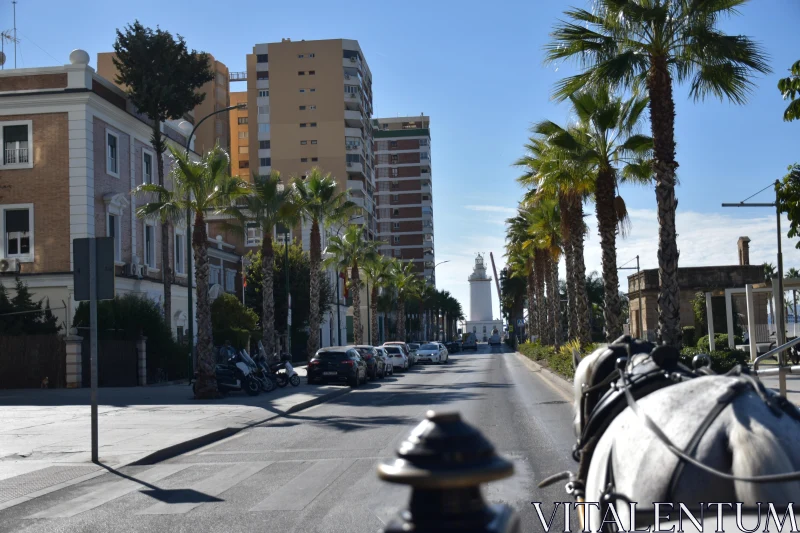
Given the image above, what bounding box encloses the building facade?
[229,91,249,180]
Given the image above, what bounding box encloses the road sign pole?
[89,238,98,463]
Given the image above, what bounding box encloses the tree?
[391,261,418,342]
[779,60,800,122]
[211,293,258,350]
[0,279,61,335]
[506,212,538,341]
[219,172,297,356]
[527,197,564,348]
[323,225,381,345]
[135,145,248,399]
[547,0,770,347]
[292,169,356,358]
[363,256,396,345]
[114,21,214,334]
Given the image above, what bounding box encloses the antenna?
[13,0,17,68]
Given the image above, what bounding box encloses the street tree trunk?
[595,167,623,342]
[534,252,547,344]
[192,212,216,399]
[152,122,172,333]
[261,232,275,356]
[570,199,592,345]
[396,296,406,341]
[373,285,381,346]
[539,253,552,345]
[307,221,322,358]
[351,263,363,345]
[550,255,561,349]
[648,55,682,347]
[560,195,577,341]
[526,258,536,342]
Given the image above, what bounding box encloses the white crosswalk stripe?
[250,458,356,512]
[26,465,190,519]
[137,462,270,515]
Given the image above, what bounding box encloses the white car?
[417,343,448,364]
[375,347,393,376]
[382,344,409,371]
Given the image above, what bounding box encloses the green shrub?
[518,339,597,381]
[682,326,696,347]
[696,333,743,352]
[680,347,749,374]
[211,293,258,350]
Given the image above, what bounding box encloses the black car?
[445,341,460,353]
[307,348,367,387]
[352,345,387,380]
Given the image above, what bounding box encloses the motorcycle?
[191,346,261,396]
[241,349,276,393]
[256,342,301,388]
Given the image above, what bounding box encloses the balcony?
[424,252,435,262]
[422,222,434,234]
[4,147,29,165]
[346,160,364,175]
[344,109,363,128]
[346,179,366,195]
[343,56,362,70]
[344,91,361,110]
[345,127,363,140]
[345,141,361,153]
[421,197,432,207]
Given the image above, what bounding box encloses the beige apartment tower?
[373,116,434,282]
[243,38,376,238]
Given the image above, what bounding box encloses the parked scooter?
[257,341,301,388]
[241,349,276,393]
[190,344,260,396]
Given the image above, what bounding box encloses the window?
[2,206,33,260]
[309,71,315,75]
[390,141,398,148]
[310,140,317,145]
[2,121,32,167]
[392,222,400,230]
[107,214,121,262]
[142,150,153,184]
[174,232,185,275]
[301,158,308,163]
[258,89,269,97]
[246,223,262,246]
[300,140,307,145]
[225,269,236,293]
[392,209,400,216]
[297,54,304,59]
[392,194,399,202]
[239,146,249,154]
[419,139,428,146]
[106,130,119,177]
[310,122,317,127]
[257,105,269,115]
[299,105,306,110]
[259,140,270,149]
[238,131,249,139]
[309,105,316,110]
[300,123,307,128]
[391,180,399,188]
[391,168,399,177]
[308,53,315,58]
[256,54,268,63]
[391,155,398,163]
[311,157,318,162]
[258,124,270,133]
[344,85,358,94]
[309,88,315,92]
[144,224,156,269]
[239,161,249,169]
[393,236,400,244]
[260,158,271,167]
[299,88,305,93]
[298,71,305,76]
[422,195,429,201]
[209,265,222,286]
[238,117,248,125]
[421,152,430,160]
[257,71,269,80]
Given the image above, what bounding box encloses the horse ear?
[572,348,582,370]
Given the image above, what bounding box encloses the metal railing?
[4,147,28,164]
[752,336,800,397]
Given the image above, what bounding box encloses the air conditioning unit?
[350,56,356,63]
[138,265,147,278]
[0,258,20,274]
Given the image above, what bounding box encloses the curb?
[514,351,574,402]
[129,386,352,465]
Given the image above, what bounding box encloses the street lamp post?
[179,103,246,373]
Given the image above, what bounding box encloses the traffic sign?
[516,318,524,328]
[73,237,115,301]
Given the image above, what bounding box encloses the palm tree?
[363,256,396,345]
[324,225,382,345]
[547,0,770,346]
[506,211,538,342]
[292,169,356,358]
[392,261,418,342]
[219,172,297,357]
[135,145,248,399]
[534,88,652,342]
[526,197,563,348]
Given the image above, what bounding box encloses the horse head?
[571,344,608,438]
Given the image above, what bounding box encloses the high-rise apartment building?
[244,38,376,238]
[97,52,231,155]
[229,91,249,179]
[373,116,434,283]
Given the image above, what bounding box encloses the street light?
[178,103,246,372]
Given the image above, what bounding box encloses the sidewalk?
[756,372,800,405]
[0,365,351,482]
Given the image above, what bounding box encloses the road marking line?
[137,462,270,515]
[249,458,356,512]
[26,465,190,519]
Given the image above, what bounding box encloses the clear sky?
[3,0,799,318]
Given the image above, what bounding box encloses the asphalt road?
[0,344,578,532]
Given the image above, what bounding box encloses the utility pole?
[12,0,16,69]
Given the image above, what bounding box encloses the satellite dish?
[0,51,6,67]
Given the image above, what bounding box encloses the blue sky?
[3,0,799,316]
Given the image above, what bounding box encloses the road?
[0,344,578,532]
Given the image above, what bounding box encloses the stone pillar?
[738,236,751,266]
[137,336,147,386]
[65,334,83,388]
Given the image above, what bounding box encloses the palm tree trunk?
[560,195,577,341]
[396,296,406,341]
[192,212,216,398]
[570,199,592,345]
[595,168,623,342]
[526,261,536,342]
[351,264,363,345]
[152,123,172,333]
[648,55,681,347]
[372,286,380,346]
[550,255,560,349]
[539,253,552,345]
[261,233,275,356]
[307,221,322,358]
[535,252,547,344]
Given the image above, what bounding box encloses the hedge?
[696,333,743,352]
[518,339,600,381]
[679,347,749,374]
[682,326,696,348]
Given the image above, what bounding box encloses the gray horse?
[572,345,800,531]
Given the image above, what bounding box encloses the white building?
[465,254,502,341]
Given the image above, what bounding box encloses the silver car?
[416,343,448,364]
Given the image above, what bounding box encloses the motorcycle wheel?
[262,376,276,392]
[276,375,288,388]
[289,374,300,387]
[244,378,260,396]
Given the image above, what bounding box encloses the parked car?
[408,343,420,363]
[353,345,386,380]
[384,341,415,366]
[307,347,368,387]
[444,340,460,353]
[374,347,393,376]
[462,332,478,351]
[416,343,449,364]
[489,332,501,346]
[382,344,409,371]
[437,342,450,360]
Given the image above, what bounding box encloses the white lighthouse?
[465,254,502,341]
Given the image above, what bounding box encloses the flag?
[242,273,247,288]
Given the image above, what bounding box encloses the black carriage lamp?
[377,410,520,533]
